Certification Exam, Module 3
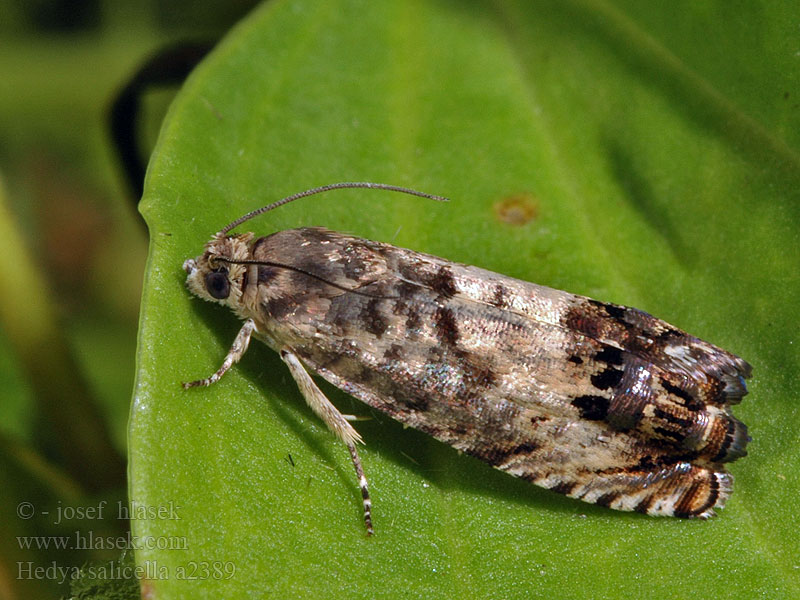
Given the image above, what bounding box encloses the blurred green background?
[0,1,258,597]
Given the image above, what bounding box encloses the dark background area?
[0,1,258,597]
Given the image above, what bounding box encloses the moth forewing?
[183,183,751,534]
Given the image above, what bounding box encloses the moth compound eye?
[205,271,230,299]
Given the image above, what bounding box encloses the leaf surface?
[132,1,800,597]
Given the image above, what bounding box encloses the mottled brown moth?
[183,182,751,534]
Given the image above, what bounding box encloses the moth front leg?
[280,348,374,536]
[183,319,255,389]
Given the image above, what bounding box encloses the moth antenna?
[219,182,448,235]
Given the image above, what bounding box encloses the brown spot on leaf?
[494,193,538,226]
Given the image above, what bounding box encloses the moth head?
[184,232,254,307]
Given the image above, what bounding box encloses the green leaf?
[132,1,800,598]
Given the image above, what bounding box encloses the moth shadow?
[602,134,696,267]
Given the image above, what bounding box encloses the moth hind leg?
[280,348,374,535]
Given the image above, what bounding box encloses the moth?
[183,182,751,534]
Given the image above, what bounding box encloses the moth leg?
[183,319,255,389]
[280,348,374,536]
